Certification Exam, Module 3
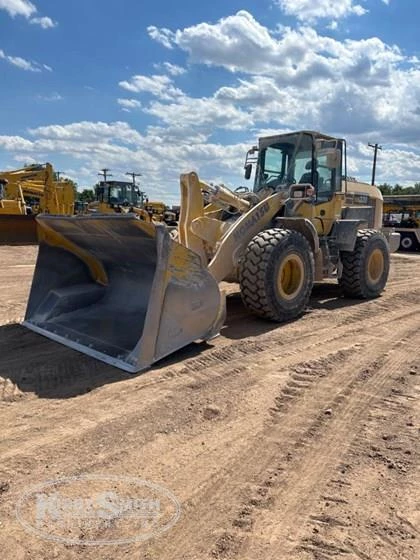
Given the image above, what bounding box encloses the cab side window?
[316,154,334,203]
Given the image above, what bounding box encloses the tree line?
[377,183,420,195]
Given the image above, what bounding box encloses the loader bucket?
[23,214,225,373]
[0,214,37,244]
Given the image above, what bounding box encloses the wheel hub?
[277,254,304,300]
[401,236,413,249]
[367,248,384,284]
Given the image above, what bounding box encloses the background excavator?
[0,164,75,243]
[24,130,400,373]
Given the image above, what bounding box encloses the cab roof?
[259,130,340,143]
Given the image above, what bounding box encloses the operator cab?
[96,182,142,208]
[245,131,344,203]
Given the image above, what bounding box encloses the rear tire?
[399,233,418,252]
[339,229,389,299]
[239,228,314,322]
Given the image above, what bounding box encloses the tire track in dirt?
[0,255,418,401]
[239,333,419,560]
[1,297,417,463]
[299,361,420,560]
[0,251,418,560]
[0,280,417,406]
[144,313,418,560]
[168,288,419,379]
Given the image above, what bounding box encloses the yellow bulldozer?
[23,131,400,372]
[0,164,75,243]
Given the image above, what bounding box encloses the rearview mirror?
[244,163,252,180]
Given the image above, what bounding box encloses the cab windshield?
[254,133,313,192]
[106,185,140,206]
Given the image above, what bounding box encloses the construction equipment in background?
[144,201,178,225]
[89,180,151,222]
[89,181,177,225]
[0,164,75,244]
[382,194,420,251]
[24,130,399,373]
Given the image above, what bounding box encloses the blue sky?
[1,0,420,202]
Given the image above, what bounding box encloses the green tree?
[378,183,420,195]
[77,188,95,203]
[378,183,393,195]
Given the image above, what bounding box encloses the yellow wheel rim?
[277,254,304,300]
[367,248,384,284]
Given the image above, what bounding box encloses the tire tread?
[240,228,313,321]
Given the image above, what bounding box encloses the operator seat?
[299,160,319,187]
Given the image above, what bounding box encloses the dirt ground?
[0,245,419,559]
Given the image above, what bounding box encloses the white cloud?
[327,20,338,30]
[29,121,144,146]
[0,48,48,71]
[153,62,187,76]
[0,0,56,28]
[0,121,251,203]
[119,74,184,100]
[1,10,420,200]
[1,112,419,203]
[161,62,186,76]
[146,95,250,131]
[29,16,57,28]
[147,26,175,49]
[117,98,142,111]
[0,0,35,18]
[276,0,367,23]
[13,154,38,164]
[139,11,420,187]
[0,135,34,151]
[148,11,277,72]
[148,11,402,83]
[145,12,418,141]
[38,92,62,101]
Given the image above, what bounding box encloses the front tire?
[239,228,314,322]
[339,229,390,299]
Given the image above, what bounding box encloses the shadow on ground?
[0,283,363,400]
[220,282,362,339]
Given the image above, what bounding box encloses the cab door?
[298,139,344,236]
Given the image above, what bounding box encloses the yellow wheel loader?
[88,181,151,222]
[23,131,400,372]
